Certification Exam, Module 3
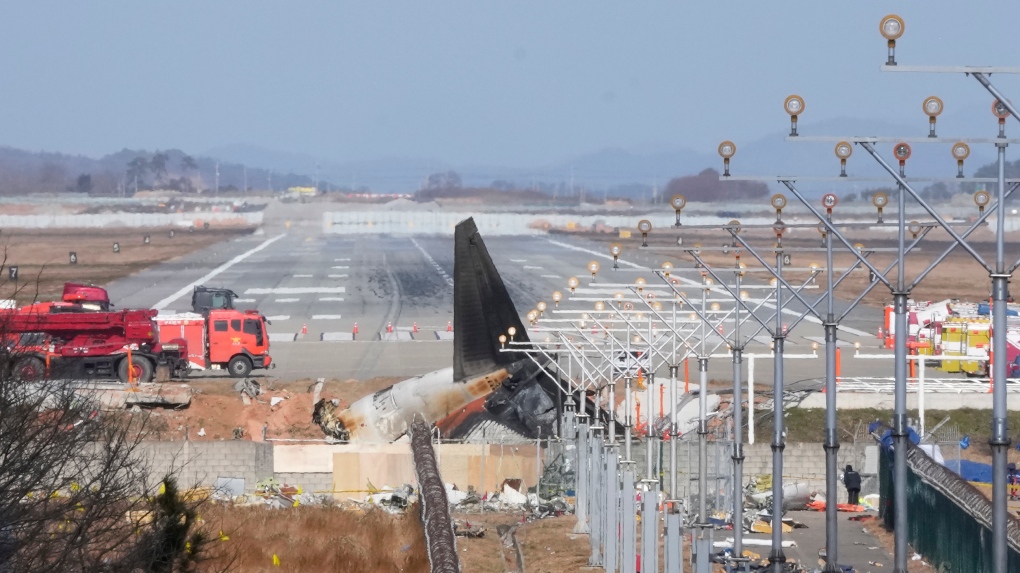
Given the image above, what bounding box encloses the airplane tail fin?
[453,217,529,382]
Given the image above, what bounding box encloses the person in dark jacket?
[844,464,862,505]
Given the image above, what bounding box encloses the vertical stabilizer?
[453,218,528,382]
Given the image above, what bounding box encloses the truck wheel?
[13,356,45,381]
[228,356,253,378]
[119,356,153,383]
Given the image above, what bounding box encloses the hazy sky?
[0,1,1017,167]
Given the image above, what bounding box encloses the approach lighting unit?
[552,290,563,307]
[817,221,828,247]
[784,95,805,136]
[661,261,673,280]
[499,334,507,348]
[594,301,605,312]
[853,242,865,253]
[880,14,904,65]
[809,263,820,284]
[822,193,838,213]
[908,221,922,239]
[975,190,991,213]
[952,142,970,178]
[587,261,600,282]
[671,194,686,228]
[536,301,547,316]
[893,142,912,171]
[835,141,852,177]
[710,302,721,312]
[770,193,787,219]
[637,219,652,247]
[718,141,736,177]
[993,99,1012,136]
[923,96,943,137]
[507,326,517,340]
[634,277,646,293]
[610,243,623,269]
[567,277,580,294]
[739,290,749,301]
[872,191,889,223]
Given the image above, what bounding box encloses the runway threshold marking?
[335,258,351,262]
[312,314,343,320]
[153,234,286,310]
[245,287,346,294]
[332,266,350,269]
[265,315,291,321]
[294,274,313,278]
[328,274,348,278]
[274,298,300,303]
[319,297,345,301]
[234,298,256,303]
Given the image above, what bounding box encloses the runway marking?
[319,297,345,302]
[321,332,354,341]
[265,315,291,321]
[410,238,454,287]
[510,258,527,263]
[546,238,874,338]
[234,298,256,303]
[274,298,300,303]
[328,274,348,278]
[269,332,297,342]
[294,274,313,278]
[332,266,349,269]
[153,234,286,310]
[245,287,346,294]
[541,274,562,279]
[335,258,351,262]
[523,265,543,270]
[312,314,343,320]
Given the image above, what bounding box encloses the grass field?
[0,227,252,304]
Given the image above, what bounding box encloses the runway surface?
[105,202,893,384]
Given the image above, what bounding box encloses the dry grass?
[0,227,252,304]
[200,504,430,573]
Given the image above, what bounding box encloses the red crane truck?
[3,283,272,382]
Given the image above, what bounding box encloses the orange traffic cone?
[387,322,394,333]
[301,324,308,335]
[447,321,453,332]
[353,322,359,334]
[413,322,418,333]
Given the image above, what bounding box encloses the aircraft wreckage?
[313,217,569,443]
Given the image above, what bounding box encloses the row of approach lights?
[721,95,1013,179]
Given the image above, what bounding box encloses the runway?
[104,202,891,383]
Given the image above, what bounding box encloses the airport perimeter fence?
[879,442,1020,573]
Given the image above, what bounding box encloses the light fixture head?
[908,221,922,237]
[652,301,663,311]
[661,261,673,273]
[772,220,787,237]
[728,219,741,234]
[718,140,736,159]
[769,277,778,288]
[853,242,865,252]
[893,142,912,162]
[822,193,838,210]
[552,291,563,302]
[710,302,721,312]
[692,243,702,255]
[922,96,944,118]
[614,291,624,300]
[974,190,991,208]
[770,193,787,211]
[671,194,687,211]
[634,277,647,290]
[835,141,853,159]
[507,326,517,337]
[587,261,600,274]
[817,221,828,235]
[784,95,805,116]
[499,334,507,345]
[567,277,580,291]
[872,191,889,209]
[880,14,904,40]
[740,290,749,301]
[993,99,1011,120]
[537,301,547,312]
[952,141,971,161]
[610,243,623,257]
[594,301,605,311]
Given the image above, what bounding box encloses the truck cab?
[206,309,271,376]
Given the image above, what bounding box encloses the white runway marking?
[265,315,291,321]
[523,265,543,270]
[294,274,313,278]
[410,238,454,287]
[335,258,351,262]
[541,274,562,279]
[319,297,345,302]
[274,298,300,303]
[312,314,343,320]
[510,258,527,263]
[328,274,348,278]
[234,298,256,303]
[245,287,346,294]
[153,234,286,310]
[332,266,349,269]
[268,333,297,342]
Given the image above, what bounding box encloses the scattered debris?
[453,519,485,538]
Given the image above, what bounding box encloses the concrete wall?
[136,440,274,493]
[0,211,263,229]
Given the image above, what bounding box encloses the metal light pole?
[769,241,787,573]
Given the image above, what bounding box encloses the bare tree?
[0,368,216,572]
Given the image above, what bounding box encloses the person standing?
[844,464,862,505]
